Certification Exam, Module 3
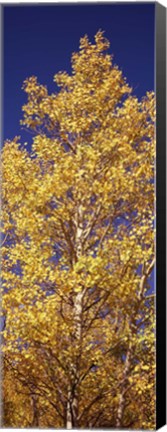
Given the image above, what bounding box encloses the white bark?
[66,205,84,429]
[116,344,132,428]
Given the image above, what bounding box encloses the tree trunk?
[66,387,73,429]
[116,343,132,428]
[66,205,84,429]
[31,394,39,427]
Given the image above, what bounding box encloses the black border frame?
[156,2,166,429]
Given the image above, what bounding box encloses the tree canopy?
[2,31,155,429]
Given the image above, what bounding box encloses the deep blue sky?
[3,3,155,143]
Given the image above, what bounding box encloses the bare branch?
[0,233,9,247]
[138,257,155,300]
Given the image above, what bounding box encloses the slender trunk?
[66,387,72,429]
[66,205,83,429]
[31,394,39,427]
[116,393,125,429]
[116,343,132,428]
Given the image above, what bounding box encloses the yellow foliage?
[2,31,155,429]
